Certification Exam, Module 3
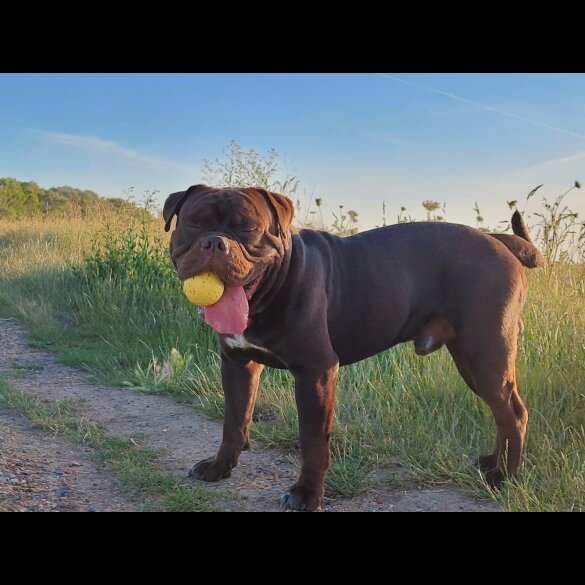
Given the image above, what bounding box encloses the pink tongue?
[203,286,249,335]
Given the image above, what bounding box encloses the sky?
[1,73,584,229]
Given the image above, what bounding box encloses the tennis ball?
[183,272,225,306]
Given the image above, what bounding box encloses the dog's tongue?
[202,286,249,335]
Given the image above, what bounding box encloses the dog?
[163,184,543,511]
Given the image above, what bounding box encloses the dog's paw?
[188,457,232,482]
[483,468,506,489]
[279,485,322,512]
[472,453,498,472]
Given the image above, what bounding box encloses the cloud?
[376,74,585,140]
[30,130,186,170]
[524,149,585,170]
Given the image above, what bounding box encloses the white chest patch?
[224,335,274,356]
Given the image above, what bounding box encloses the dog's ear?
[163,191,187,232]
[163,184,206,232]
[256,189,295,240]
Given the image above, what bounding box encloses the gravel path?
[0,409,137,512]
[0,319,499,512]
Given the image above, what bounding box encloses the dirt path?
[0,409,137,512]
[0,319,499,512]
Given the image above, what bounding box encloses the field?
[0,206,584,511]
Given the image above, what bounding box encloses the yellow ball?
[183,271,225,306]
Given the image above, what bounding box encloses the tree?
[202,140,280,189]
[199,141,360,234]
[0,177,142,219]
[0,178,28,219]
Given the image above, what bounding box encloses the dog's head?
[163,184,294,301]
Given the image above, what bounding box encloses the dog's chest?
[222,333,287,368]
[224,334,273,354]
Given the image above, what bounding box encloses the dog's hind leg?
[447,340,500,472]
[478,372,527,487]
[447,331,528,487]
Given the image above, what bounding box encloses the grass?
[0,211,583,510]
[0,374,218,512]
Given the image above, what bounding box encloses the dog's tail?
[489,211,544,268]
[511,210,532,243]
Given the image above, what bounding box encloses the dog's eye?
[231,223,259,233]
[185,217,206,229]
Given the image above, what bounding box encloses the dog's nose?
[200,235,230,254]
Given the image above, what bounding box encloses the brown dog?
[164,184,543,511]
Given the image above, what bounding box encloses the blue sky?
[1,73,584,229]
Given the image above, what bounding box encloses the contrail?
[376,73,585,140]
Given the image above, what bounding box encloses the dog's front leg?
[280,361,339,511]
[189,355,264,482]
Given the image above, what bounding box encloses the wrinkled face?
[164,185,293,300]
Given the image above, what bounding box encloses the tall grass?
[0,195,583,510]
